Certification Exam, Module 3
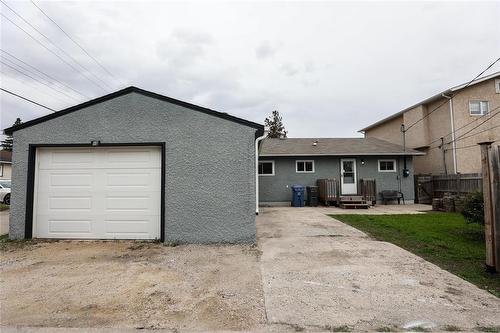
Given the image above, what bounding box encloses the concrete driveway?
[258,207,500,332]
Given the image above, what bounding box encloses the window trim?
[258,160,275,176]
[469,100,489,116]
[378,159,397,172]
[0,163,3,177]
[296,160,315,173]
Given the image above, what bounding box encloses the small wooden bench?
[380,190,405,205]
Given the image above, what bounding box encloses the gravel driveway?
[0,241,265,331]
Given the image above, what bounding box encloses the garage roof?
[3,86,264,135]
[259,137,425,156]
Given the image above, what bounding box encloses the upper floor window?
[495,79,500,94]
[378,159,396,172]
[296,160,314,173]
[469,101,489,116]
[258,161,275,176]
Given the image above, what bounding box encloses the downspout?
[255,127,268,215]
[442,93,457,173]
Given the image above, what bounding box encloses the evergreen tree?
[264,110,287,138]
[1,118,22,151]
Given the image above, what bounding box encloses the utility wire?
[427,104,500,151]
[404,57,500,132]
[0,1,113,92]
[1,67,74,105]
[450,123,500,144]
[0,87,56,112]
[0,12,109,93]
[426,105,500,148]
[451,107,500,143]
[1,59,82,102]
[30,0,117,80]
[0,49,92,99]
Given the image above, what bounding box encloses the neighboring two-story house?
[359,72,500,175]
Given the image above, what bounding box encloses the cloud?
[1,1,499,140]
[280,63,299,77]
[255,40,277,59]
[156,29,214,67]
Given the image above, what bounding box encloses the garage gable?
[3,86,263,135]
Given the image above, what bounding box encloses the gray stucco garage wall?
[259,156,414,203]
[10,92,258,243]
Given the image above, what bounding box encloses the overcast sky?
[1,1,499,139]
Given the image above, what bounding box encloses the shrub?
[461,191,484,225]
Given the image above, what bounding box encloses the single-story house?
[258,137,424,205]
[0,150,12,180]
[4,86,264,243]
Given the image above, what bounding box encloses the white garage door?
[33,146,161,239]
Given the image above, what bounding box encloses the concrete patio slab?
[257,207,500,332]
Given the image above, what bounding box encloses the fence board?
[414,173,483,203]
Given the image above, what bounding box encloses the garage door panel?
[49,196,93,210]
[34,147,161,240]
[37,170,95,189]
[38,149,96,169]
[105,148,159,164]
[105,171,158,188]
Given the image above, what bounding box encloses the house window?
[378,159,396,172]
[0,164,3,177]
[296,160,314,173]
[258,161,275,176]
[469,101,489,116]
[495,79,500,94]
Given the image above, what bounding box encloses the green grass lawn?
[0,203,9,211]
[331,212,499,297]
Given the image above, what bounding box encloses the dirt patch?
[0,241,266,330]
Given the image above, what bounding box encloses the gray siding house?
[258,138,423,204]
[4,87,264,244]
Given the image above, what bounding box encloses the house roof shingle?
[259,137,424,156]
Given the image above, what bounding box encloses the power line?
[1,67,73,105]
[404,57,500,132]
[1,59,81,102]
[30,0,117,81]
[0,87,56,112]
[426,105,500,149]
[0,1,113,92]
[427,104,500,151]
[451,123,500,144]
[452,107,500,143]
[0,48,92,99]
[0,12,109,93]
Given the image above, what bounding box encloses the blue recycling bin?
[291,185,305,207]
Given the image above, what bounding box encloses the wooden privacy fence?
[414,173,483,203]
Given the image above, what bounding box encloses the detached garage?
[4,87,264,243]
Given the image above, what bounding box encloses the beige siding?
[364,115,403,144]
[450,79,500,173]
[0,163,11,180]
[364,75,500,175]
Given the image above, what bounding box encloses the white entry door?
[340,158,357,195]
[33,146,161,239]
